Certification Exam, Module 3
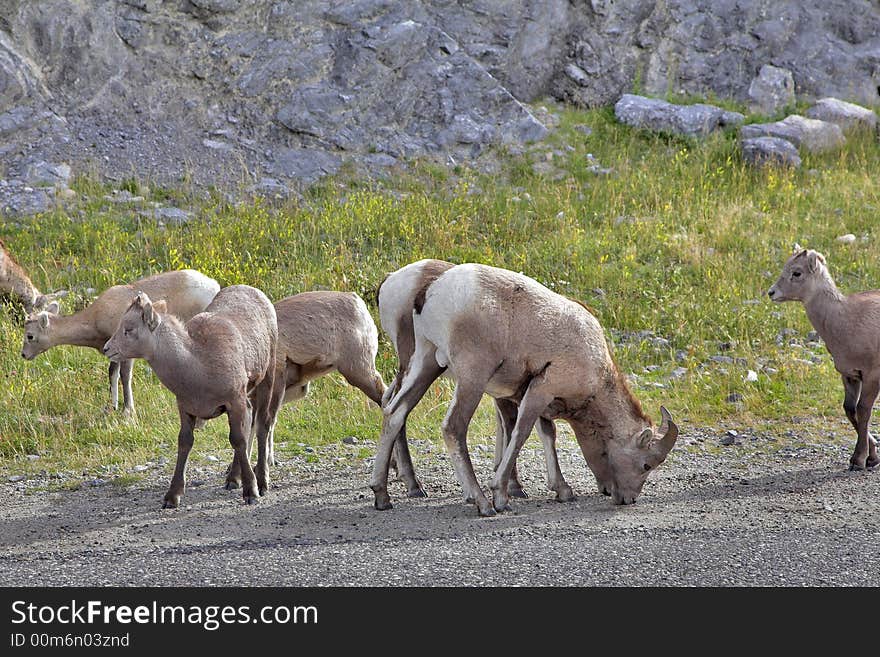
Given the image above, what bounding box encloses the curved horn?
[656,405,679,456]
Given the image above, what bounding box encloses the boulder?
[740,137,802,168]
[805,98,878,134]
[614,94,743,137]
[740,115,845,153]
[748,65,795,115]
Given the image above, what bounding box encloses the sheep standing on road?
[768,248,880,470]
[372,262,679,516]
[20,269,219,414]
[103,285,277,508]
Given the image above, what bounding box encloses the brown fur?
[0,237,41,310]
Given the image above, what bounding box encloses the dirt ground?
[1,428,878,587]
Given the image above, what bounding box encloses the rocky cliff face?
[1,0,879,189]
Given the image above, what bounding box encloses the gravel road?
[1,425,878,587]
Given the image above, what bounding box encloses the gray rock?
[748,65,795,115]
[740,116,845,153]
[342,436,359,445]
[805,98,878,134]
[25,161,71,188]
[614,94,734,137]
[741,136,802,168]
[140,207,193,226]
[7,475,26,483]
[245,177,295,199]
[1,188,52,216]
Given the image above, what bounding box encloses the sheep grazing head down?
[602,406,679,505]
[767,248,829,303]
[103,292,166,361]
[21,300,61,360]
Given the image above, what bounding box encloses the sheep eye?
[643,463,651,471]
[123,329,132,337]
[792,271,802,278]
[26,334,34,341]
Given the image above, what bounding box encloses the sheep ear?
[141,299,161,332]
[792,242,803,253]
[806,250,825,272]
[38,312,50,329]
[45,301,60,315]
[637,427,654,448]
[152,300,168,315]
[33,295,47,310]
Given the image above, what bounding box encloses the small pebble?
[8,475,26,483]
[342,436,359,445]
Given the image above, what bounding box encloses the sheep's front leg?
[163,410,197,509]
[535,417,576,502]
[120,358,135,416]
[228,398,259,504]
[490,381,554,513]
[850,377,879,470]
[494,400,528,498]
[107,361,120,412]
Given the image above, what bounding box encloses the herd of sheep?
[2,237,878,516]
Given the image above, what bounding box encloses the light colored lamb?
[21,269,220,414]
[768,248,880,470]
[1,237,49,311]
[103,285,277,507]
[378,259,582,502]
[372,262,679,516]
[225,290,425,497]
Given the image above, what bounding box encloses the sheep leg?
[163,409,197,509]
[442,379,496,517]
[842,375,879,469]
[494,399,528,498]
[490,379,555,513]
[536,417,576,502]
[108,361,120,411]
[251,375,275,497]
[228,398,259,504]
[850,377,879,470]
[370,345,443,511]
[120,358,135,416]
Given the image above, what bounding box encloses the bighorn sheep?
[21,269,220,414]
[372,262,679,516]
[768,248,880,470]
[1,237,46,311]
[378,259,583,501]
[225,290,425,498]
[103,285,277,507]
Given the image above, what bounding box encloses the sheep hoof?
[508,487,528,499]
[478,505,497,518]
[848,462,866,471]
[374,498,393,511]
[224,480,241,490]
[555,487,576,503]
[244,495,259,505]
[866,456,880,470]
[162,497,179,509]
[406,487,428,498]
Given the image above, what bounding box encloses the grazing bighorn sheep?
[103,285,277,507]
[1,237,46,311]
[225,290,425,497]
[371,262,679,516]
[768,248,880,470]
[378,259,585,501]
[21,269,219,414]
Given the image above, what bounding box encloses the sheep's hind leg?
[228,398,259,504]
[850,377,879,471]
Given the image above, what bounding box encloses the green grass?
[2,100,878,478]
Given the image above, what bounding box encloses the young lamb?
[768,248,880,470]
[225,290,424,498]
[21,269,220,414]
[1,237,48,312]
[103,285,277,507]
[372,262,679,516]
[378,259,582,502]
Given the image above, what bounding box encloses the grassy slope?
[2,102,878,481]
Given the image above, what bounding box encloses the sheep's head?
[21,300,61,360]
[605,406,679,505]
[103,292,166,361]
[767,248,829,303]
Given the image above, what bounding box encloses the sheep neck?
[802,278,846,345]
[564,377,649,446]
[50,312,107,351]
[142,317,201,397]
